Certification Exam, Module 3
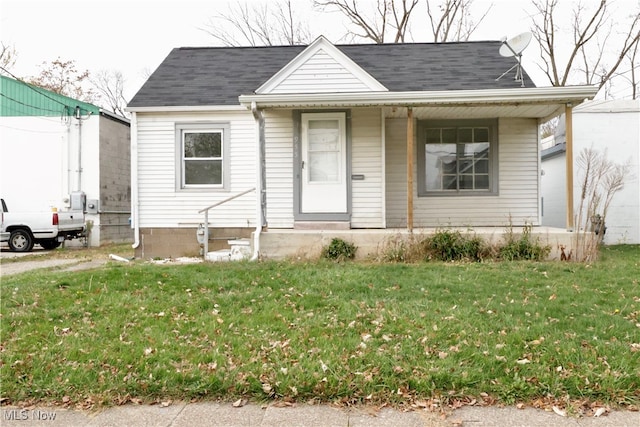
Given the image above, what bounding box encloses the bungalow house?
[126,36,598,260]
[0,75,132,247]
[541,100,640,244]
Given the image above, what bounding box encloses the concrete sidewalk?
[1,402,638,427]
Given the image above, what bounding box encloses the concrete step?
[205,249,232,262]
[206,238,252,262]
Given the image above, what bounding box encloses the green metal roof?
[0,75,100,117]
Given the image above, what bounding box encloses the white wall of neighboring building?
[541,100,640,244]
[1,116,68,211]
[0,113,102,246]
[540,148,567,229]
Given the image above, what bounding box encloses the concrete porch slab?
[256,227,577,261]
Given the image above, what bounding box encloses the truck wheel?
[39,239,62,250]
[8,229,34,252]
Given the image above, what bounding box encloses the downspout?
[250,101,266,261]
[130,112,141,249]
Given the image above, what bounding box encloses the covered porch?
[241,86,598,234]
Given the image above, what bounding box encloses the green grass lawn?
[1,245,638,411]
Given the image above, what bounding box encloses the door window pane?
[307,119,340,183]
[309,152,338,182]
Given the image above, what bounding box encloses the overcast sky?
[1,0,638,102]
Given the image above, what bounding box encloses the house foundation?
[256,227,578,261]
[135,227,253,259]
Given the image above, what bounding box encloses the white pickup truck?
[1,198,86,252]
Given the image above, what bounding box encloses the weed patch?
[321,238,357,261]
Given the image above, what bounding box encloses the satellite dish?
[496,32,532,87]
[499,32,532,57]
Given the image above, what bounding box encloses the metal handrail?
[199,187,256,257]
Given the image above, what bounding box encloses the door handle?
[301,161,305,169]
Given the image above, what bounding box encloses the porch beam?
[407,107,414,232]
[565,104,574,231]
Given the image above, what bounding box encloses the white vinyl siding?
[264,110,295,228]
[270,49,373,94]
[385,118,408,227]
[351,108,384,227]
[385,117,539,227]
[135,111,257,228]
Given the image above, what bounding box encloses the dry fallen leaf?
[552,406,567,417]
[594,407,607,417]
[232,398,247,408]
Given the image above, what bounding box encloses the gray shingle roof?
[128,41,534,108]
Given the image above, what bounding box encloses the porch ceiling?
[383,104,564,120]
[239,85,599,121]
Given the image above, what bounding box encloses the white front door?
[301,112,347,213]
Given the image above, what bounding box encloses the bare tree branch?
[0,42,18,75]
[531,0,640,93]
[531,0,560,85]
[630,42,639,99]
[391,0,419,42]
[315,0,387,43]
[427,0,491,42]
[563,0,608,86]
[90,70,129,118]
[275,0,313,45]
[201,0,312,46]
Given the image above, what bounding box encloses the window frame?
[175,122,230,192]
[417,119,498,197]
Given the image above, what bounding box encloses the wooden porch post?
[565,104,574,231]
[407,107,414,232]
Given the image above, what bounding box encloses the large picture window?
[176,123,230,190]
[418,119,497,196]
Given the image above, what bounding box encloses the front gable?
[256,36,387,94]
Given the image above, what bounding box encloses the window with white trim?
[176,123,230,190]
[418,119,498,196]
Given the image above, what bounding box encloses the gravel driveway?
[0,244,116,276]
[0,258,109,276]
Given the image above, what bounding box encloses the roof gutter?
[239,85,599,108]
[126,105,247,113]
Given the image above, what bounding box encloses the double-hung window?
[176,123,230,190]
[418,119,498,196]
